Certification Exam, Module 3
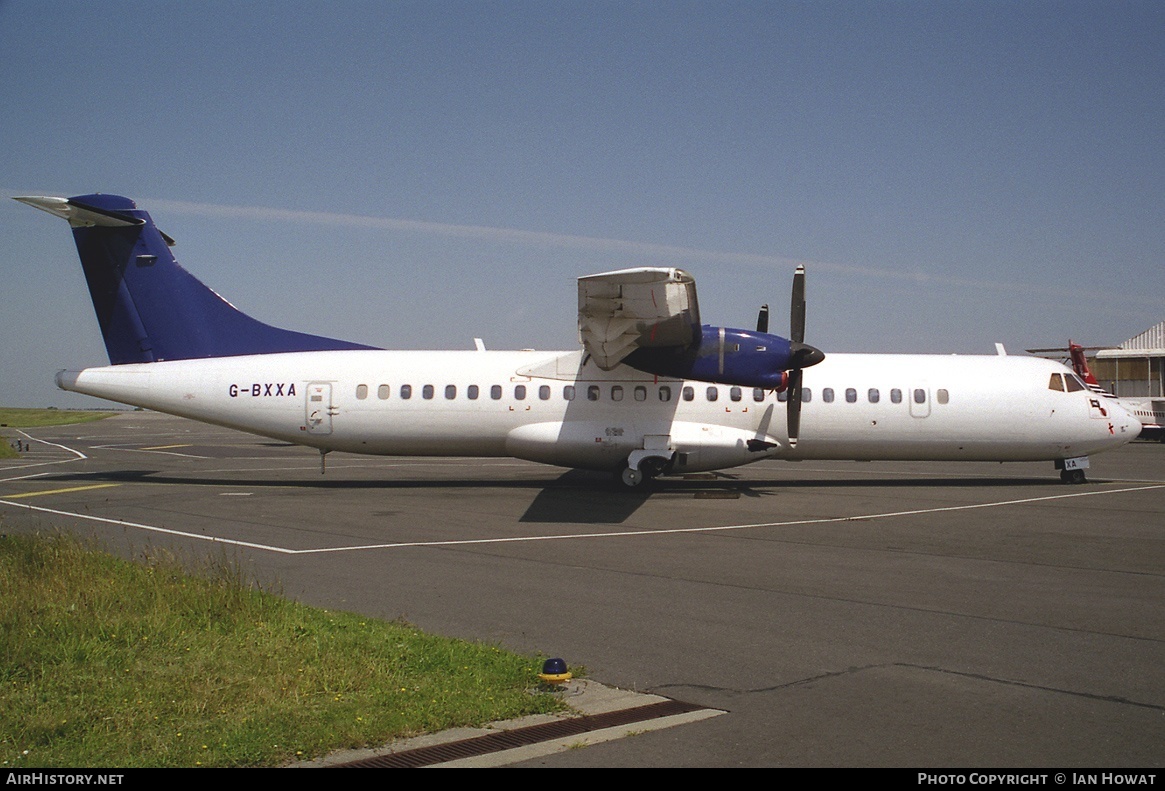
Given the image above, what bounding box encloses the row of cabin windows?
[805,387,950,405]
[353,383,950,405]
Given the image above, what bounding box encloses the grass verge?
[2,408,118,458]
[0,408,119,429]
[0,533,564,767]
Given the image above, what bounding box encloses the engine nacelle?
[623,325,795,389]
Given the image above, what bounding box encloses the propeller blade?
[785,265,819,450]
[756,304,769,334]
[786,368,803,448]
[790,264,806,344]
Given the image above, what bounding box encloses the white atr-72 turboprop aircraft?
[18,193,1140,487]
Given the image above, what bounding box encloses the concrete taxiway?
[2,412,1163,767]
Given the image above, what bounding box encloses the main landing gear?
[1060,468,1087,485]
[615,454,671,489]
[618,465,646,488]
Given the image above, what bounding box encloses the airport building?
[1090,321,1165,398]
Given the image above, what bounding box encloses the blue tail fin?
[17,194,379,364]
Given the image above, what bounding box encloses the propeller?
[784,265,824,448]
[756,304,769,334]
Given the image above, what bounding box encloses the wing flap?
[578,267,700,370]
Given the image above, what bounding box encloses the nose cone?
[1123,404,1143,440]
[1109,400,1142,444]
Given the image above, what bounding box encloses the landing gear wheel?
[1060,468,1087,485]
[619,466,645,488]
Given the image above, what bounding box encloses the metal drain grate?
[334,699,707,768]
[693,490,741,499]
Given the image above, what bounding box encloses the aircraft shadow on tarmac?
[38,468,1066,525]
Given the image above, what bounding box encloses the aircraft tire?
[619,466,645,488]
[1060,468,1087,485]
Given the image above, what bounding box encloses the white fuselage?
[57,349,1141,474]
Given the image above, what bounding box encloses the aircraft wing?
[577,267,700,370]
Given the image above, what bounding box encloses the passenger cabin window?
[422,385,434,399]
[845,388,857,403]
[467,385,479,400]
[753,388,765,402]
[539,385,551,400]
[937,388,949,405]
[659,386,672,402]
[730,387,742,402]
[1048,374,1065,392]
[588,385,600,401]
[777,389,788,402]
[802,388,812,402]
[611,385,624,402]
[400,384,412,400]
[706,386,719,402]
[356,384,368,400]
[682,386,695,401]
[868,388,880,403]
[563,385,576,401]
[514,385,526,400]
[913,389,926,404]
[490,385,502,400]
[822,388,835,403]
[890,388,902,404]
[634,386,647,402]
[445,385,457,400]
[378,384,390,400]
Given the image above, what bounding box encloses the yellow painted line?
[4,483,121,499]
[140,443,194,450]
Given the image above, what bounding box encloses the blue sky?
[2,1,1162,407]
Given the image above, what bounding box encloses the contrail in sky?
[140,198,1153,308]
[6,190,1151,306]
[145,197,813,268]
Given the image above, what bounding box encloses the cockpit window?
[1065,374,1087,392]
[1048,374,1065,392]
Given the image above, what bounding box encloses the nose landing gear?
[1055,456,1089,484]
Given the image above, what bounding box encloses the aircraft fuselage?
[58,348,1139,474]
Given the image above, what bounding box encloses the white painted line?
[0,472,55,484]
[1,482,1161,557]
[0,499,305,554]
[0,432,88,474]
[293,483,1165,555]
[17,430,88,459]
